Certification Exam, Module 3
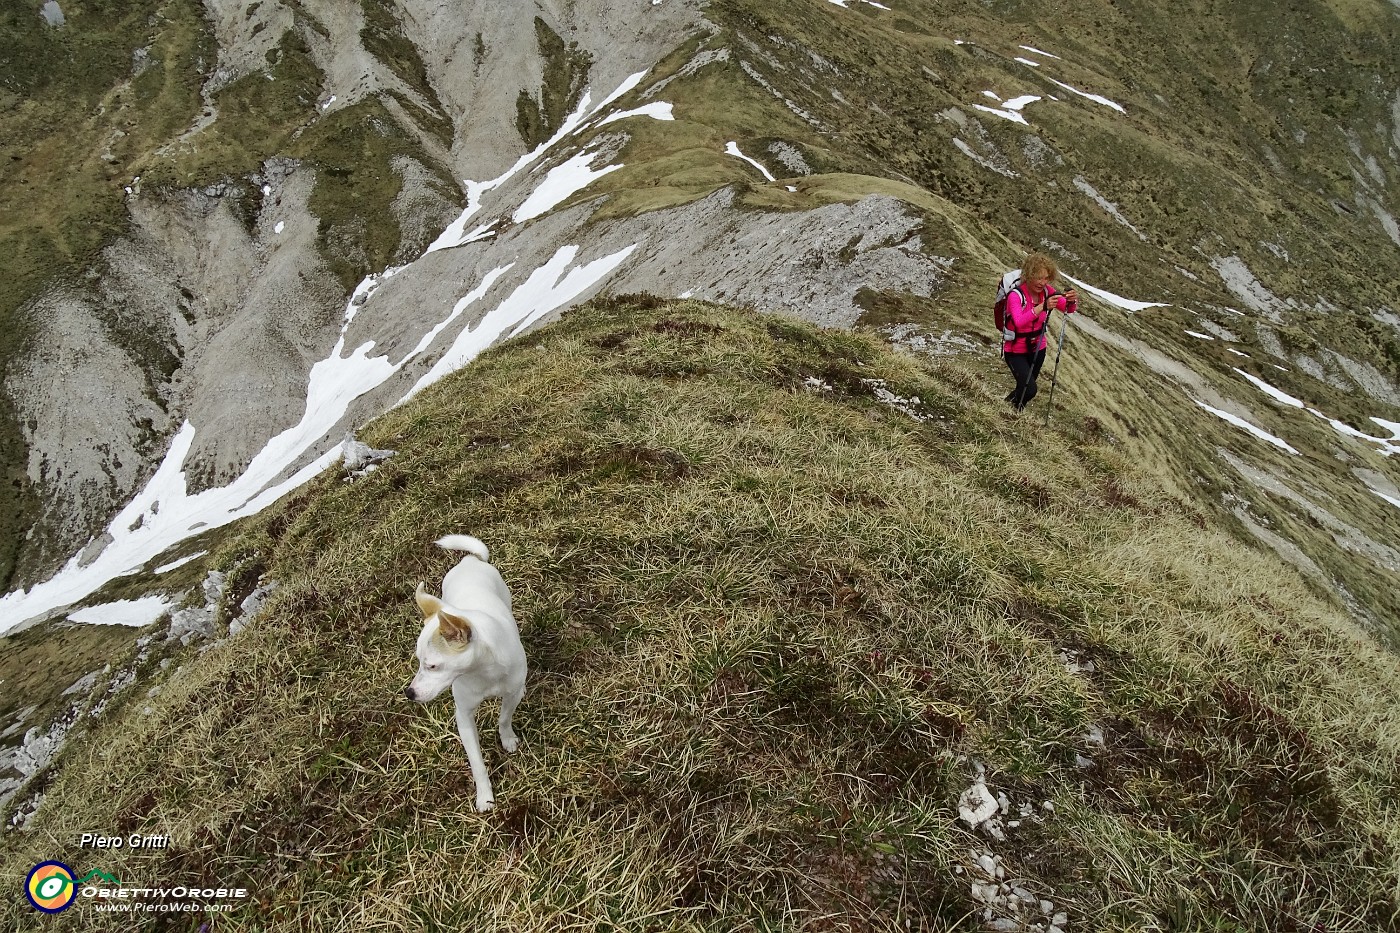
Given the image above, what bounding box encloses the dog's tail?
[435,534,490,562]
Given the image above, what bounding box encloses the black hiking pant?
[1003,348,1047,411]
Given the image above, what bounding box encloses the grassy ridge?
[2,298,1396,930]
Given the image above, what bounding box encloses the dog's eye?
[425,663,438,671]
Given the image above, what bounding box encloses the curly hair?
[1020,252,1059,283]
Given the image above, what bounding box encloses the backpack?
[993,269,1050,345]
[993,270,1021,338]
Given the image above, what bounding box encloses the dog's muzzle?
[404,686,416,701]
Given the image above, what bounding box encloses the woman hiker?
[1002,253,1078,411]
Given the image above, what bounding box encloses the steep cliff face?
[6,164,345,582]
[1,0,1397,639]
[0,0,708,593]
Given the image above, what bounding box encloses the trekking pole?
[1042,311,1071,426]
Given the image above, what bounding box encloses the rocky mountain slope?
[0,0,1398,925]
[1,0,1399,770]
[2,0,1398,635]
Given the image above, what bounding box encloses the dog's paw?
[500,729,520,753]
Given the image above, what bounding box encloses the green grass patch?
[515,17,591,149]
[359,1,452,147]
[139,27,323,189]
[290,95,453,293]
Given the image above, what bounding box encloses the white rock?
[341,432,396,473]
[971,882,1001,904]
[959,781,999,826]
[240,582,277,621]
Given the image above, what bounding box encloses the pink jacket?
[1003,286,1077,354]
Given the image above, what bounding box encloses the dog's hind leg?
[498,682,525,753]
[451,683,495,812]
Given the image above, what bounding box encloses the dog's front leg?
[451,683,494,812]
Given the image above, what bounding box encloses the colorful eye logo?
[25,861,77,913]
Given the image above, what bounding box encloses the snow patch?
[974,105,1028,125]
[1060,274,1168,312]
[1043,76,1126,113]
[154,551,206,575]
[1234,369,1304,408]
[1195,401,1299,454]
[427,71,656,254]
[514,150,624,222]
[0,230,639,631]
[598,101,674,126]
[405,244,639,401]
[67,596,171,628]
[725,142,776,182]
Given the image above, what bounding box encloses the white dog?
[405,535,527,812]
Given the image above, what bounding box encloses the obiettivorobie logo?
[24,861,248,915]
[24,862,78,914]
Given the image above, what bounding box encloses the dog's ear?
[415,582,442,619]
[437,610,473,644]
